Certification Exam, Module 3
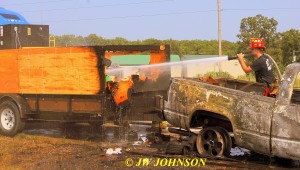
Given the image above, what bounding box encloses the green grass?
[237,74,256,82]
[197,71,233,78]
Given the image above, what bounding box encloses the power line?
[20,0,175,13]
[2,0,73,6]
[223,8,300,11]
[36,7,300,23]
[43,10,217,23]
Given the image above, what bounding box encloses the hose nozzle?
[228,54,254,60]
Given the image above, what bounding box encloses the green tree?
[54,34,238,56]
[237,14,279,52]
[85,34,106,45]
[163,39,184,59]
[55,34,86,46]
[109,37,128,45]
[222,40,238,55]
[142,38,162,45]
[280,29,300,66]
[236,14,285,73]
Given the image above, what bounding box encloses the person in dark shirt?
[237,38,275,85]
[237,38,276,96]
[249,54,275,84]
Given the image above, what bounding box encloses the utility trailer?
[0,45,171,136]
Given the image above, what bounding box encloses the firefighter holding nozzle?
[237,38,278,97]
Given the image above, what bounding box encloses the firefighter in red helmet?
[237,38,276,96]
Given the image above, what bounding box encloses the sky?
[1,0,300,41]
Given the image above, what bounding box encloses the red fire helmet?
[249,38,266,49]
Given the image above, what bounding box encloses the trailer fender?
[0,94,30,119]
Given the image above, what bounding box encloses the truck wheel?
[0,101,25,137]
[196,127,227,157]
[215,127,232,156]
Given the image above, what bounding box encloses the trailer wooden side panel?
[0,47,101,95]
[0,50,19,93]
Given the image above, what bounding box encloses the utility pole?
[218,0,222,72]
[293,50,299,63]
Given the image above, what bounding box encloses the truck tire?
[0,101,25,137]
[215,127,232,156]
[196,127,227,157]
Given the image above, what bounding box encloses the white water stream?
[106,56,228,79]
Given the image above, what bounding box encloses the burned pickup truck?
[158,63,300,160]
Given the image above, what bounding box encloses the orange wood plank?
[18,47,101,95]
[0,47,101,95]
[0,50,19,93]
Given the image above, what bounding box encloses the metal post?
[49,36,56,47]
[293,50,299,63]
[218,0,222,72]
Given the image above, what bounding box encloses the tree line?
[54,14,300,72]
[54,35,238,56]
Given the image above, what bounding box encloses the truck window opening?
[0,13,20,20]
[292,73,300,104]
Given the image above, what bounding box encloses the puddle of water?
[230,147,251,156]
[23,123,254,157]
[25,129,61,138]
[23,122,154,146]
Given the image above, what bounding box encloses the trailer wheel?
[196,127,227,157]
[0,101,25,137]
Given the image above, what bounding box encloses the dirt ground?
[0,122,299,170]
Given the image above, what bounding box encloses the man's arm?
[237,53,253,73]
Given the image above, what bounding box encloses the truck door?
[271,64,300,160]
[234,94,274,155]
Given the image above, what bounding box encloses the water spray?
[107,54,282,79]
[107,56,229,75]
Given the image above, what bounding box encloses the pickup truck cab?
[160,63,300,160]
